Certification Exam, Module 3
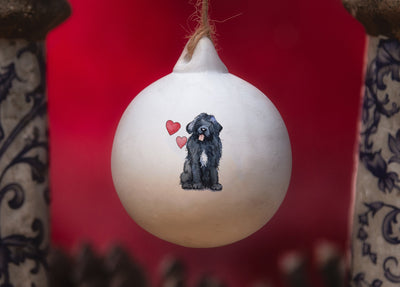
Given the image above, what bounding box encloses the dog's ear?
[186,120,195,134]
[210,116,223,133]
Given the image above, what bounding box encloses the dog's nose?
[201,128,206,132]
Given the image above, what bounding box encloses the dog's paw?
[181,183,193,189]
[210,183,223,191]
[192,183,204,190]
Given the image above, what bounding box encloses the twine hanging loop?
[185,0,214,60]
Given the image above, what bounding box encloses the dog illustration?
[180,113,223,191]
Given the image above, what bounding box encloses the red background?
[47,0,366,286]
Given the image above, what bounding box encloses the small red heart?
[166,120,181,135]
[176,136,187,149]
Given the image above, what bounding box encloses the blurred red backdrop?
[46,0,366,286]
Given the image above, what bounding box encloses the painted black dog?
[180,113,223,191]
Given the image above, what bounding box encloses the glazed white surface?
[111,37,292,247]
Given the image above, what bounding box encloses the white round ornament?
[111,37,292,248]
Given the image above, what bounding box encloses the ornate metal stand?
[342,0,400,286]
[0,1,70,286]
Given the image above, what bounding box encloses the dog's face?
[186,113,222,141]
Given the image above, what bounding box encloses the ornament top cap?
[173,37,228,74]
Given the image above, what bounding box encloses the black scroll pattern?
[353,38,400,286]
[355,202,400,285]
[359,39,400,193]
[0,42,49,287]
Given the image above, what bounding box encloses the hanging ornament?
[111,0,292,248]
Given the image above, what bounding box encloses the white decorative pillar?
[342,1,400,286]
[0,1,70,286]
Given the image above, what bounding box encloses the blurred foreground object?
[342,0,400,286]
[48,241,346,287]
[49,244,148,287]
[0,0,70,286]
[279,241,345,287]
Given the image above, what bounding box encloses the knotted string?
[185,0,215,60]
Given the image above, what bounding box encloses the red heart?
[166,120,181,135]
[176,136,187,149]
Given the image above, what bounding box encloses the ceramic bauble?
[111,37,292,248]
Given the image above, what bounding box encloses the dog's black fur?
[180,113,223,191]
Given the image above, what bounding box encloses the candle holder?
[0,1,70,286]
[342,0,400,285]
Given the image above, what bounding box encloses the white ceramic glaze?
[111,37,292,248]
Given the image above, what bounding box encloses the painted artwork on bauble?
[166,113,223,191]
